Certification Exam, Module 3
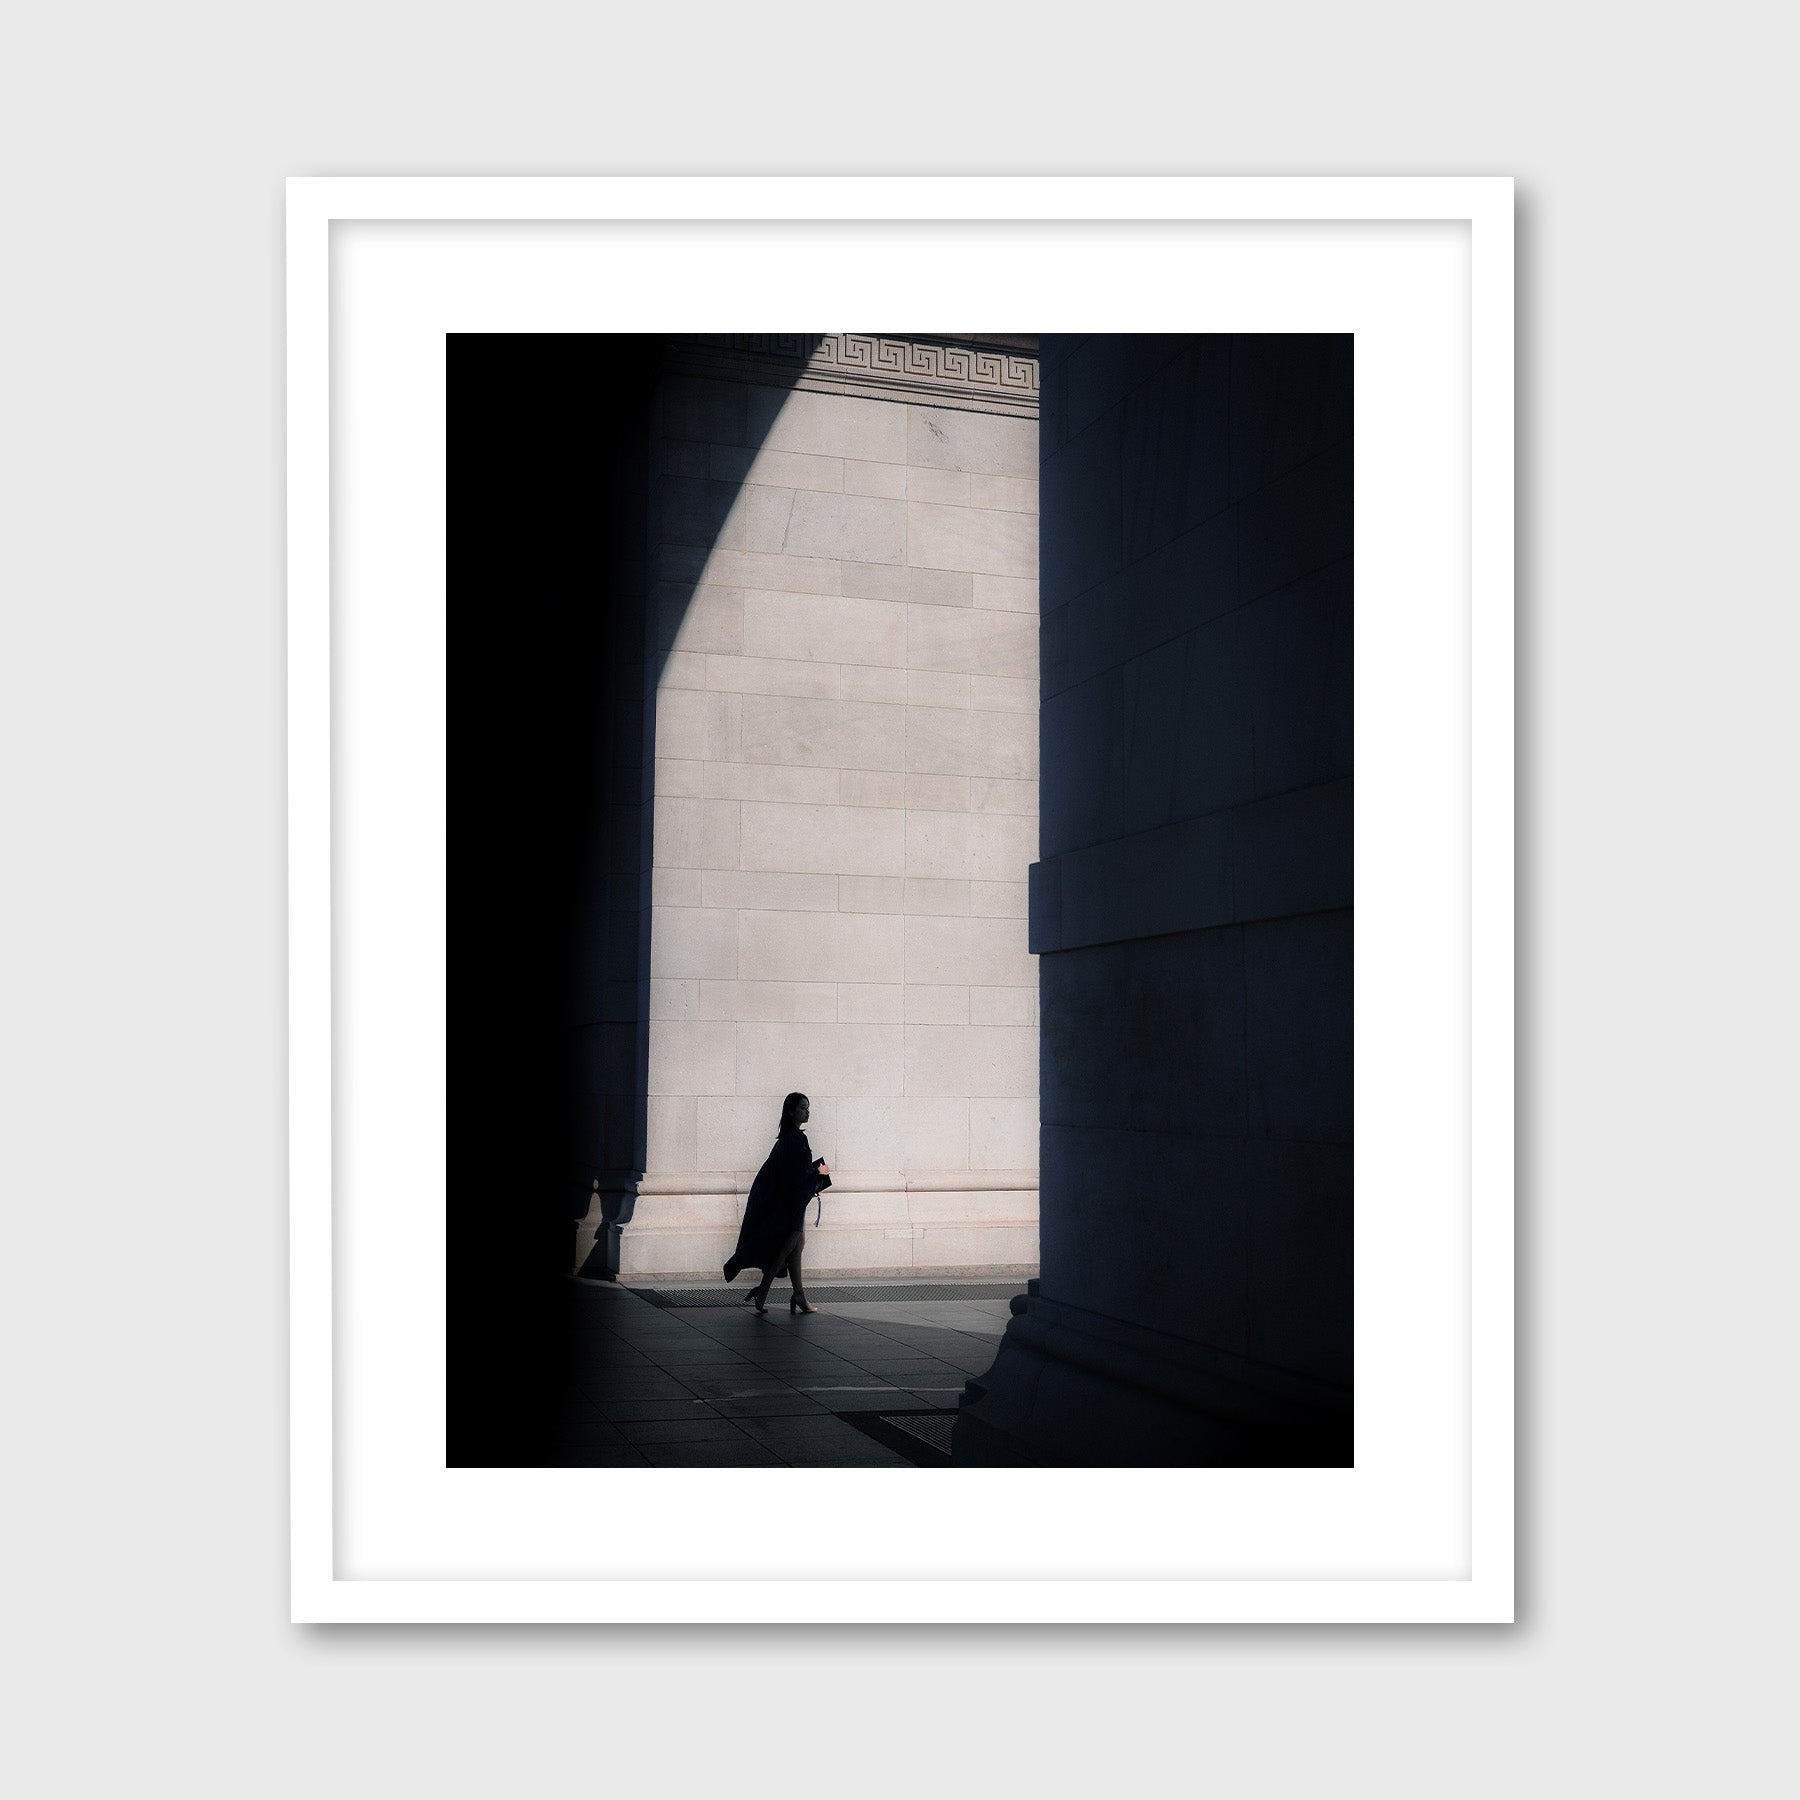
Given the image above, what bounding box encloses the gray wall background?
[1,4,1791,1797]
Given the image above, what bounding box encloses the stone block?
[654,687,742,764]
[749,384,907,464]
[914,1224,1040,1270]
[909,566,974,608]
[648,906,739,980]
[1243,910,1352,1144]
[749,489,907,565]
[969,674,1036,713]
[718,443,844,493]
[736,1022,905,1100]
[838,665,909,706]
[647,1019,737,1096]
[659,475,748,552]
[1228,334,1353,503]
[904,773,969,813]
[1041,403,1124,608]
[906,605,1037,679]
[840,559,909,600]
[803,1225,916,1275]
[656,375,746,446]
[741,693,906,773]
[657,582,744,656]
[653,796,740,871]
[809,1191,910,1229]
[837,1097,970,1169]
[907,669,970,708]
[904,984,969,1024]
[704,653,839,700]
[1115,636,1187,838]
[904,809,1037,883]
[907,500,1037,578]
[906,1188,1035,1226]
[970,986,1036,1027]
[970,776,1038,816]
[662,439,710,478]
[660,649,707,689]
[904,1025,1037,1098]
[904,914,1035,987]
[906,705,1037,779]
[1241,1140,1353,1384]
[836,982,904,1024]
[1230,778,1351,924]
[698,980,838,1023]
[906,465,971,505]
[973,573,1038,614]
[969,1097,1039,1168]
[907,405,1037,476]
[1036,1125,1250,1355]
[651,866,702,908]
[739,799,904,878]
[696,1095,790,1173]
[698,869,836,913]
[742,588,905,666]
[1045,810,1233,953]
[1040,930,1245,1136]
[971,879,1029,919]
[696,549,846,599]
[1238,561,1351,800]
[843,459,907,499]
[1237,437,1352,603]
[970,473,1039,514]
[1120,336,1231,561]
[739,909,904,984]
[1039,665,1129,857]
[836,874,904,913]
[903,876,970,915]
[649,977,699,1021]
[658,758,840,806]
[645,1093,698,1170]
[839,769,906,808]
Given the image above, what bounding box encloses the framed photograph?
[288,176,1513,1622]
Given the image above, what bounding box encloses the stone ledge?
[665,334,1040,419]
[1029,778,1351,954]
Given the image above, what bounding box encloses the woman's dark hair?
[780,1092,810,1131]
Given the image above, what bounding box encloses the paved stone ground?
[544,1278,1016,1467]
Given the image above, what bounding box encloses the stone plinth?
[618,1171,1039,1281]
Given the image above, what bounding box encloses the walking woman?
[722,1091,831,1313]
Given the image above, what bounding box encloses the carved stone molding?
[664,332,1039,418]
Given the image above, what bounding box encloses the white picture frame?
[288,176,1514,1624]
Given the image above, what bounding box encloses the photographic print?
[450,330,1352,1471]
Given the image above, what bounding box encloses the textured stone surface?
[637,359,1041,1277]
[956,333,1353,1469]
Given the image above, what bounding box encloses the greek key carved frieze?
[667,333,1039,417]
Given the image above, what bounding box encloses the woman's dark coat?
[724,1126,827,1278]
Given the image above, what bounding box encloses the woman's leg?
[752,1232,801,1306]
[786,1233,807,1306]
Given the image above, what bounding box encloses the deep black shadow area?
[448,336,807,1465]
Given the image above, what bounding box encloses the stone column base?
[620,1172,1039,1281]
[951,1286,1352,1467]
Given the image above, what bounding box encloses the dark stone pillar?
[448,336,658,1460]
[954,335,1354,1467]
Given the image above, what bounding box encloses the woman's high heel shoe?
[790,1297,818,1315]
[745,1289,768,1313]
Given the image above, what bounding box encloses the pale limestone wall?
[628,369,1039,1278]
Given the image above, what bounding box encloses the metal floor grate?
[631,1282,1026,1309]
[880,1412,957,1456]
